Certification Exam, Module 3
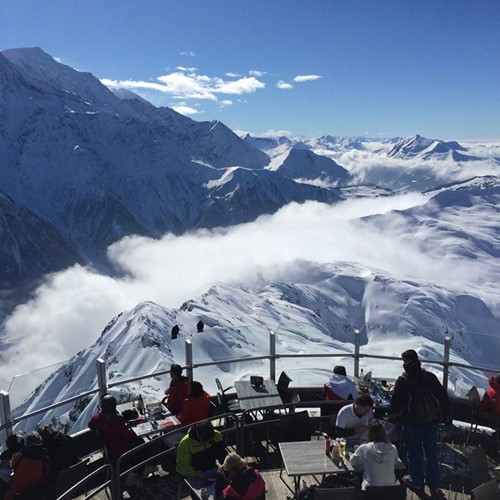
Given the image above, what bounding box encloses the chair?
[467,445,491,490]
[312,486,356,499]
[365,484,407,500]
[471,478,500,500]
[278,410,312,443]
[55,458,89,498]
[216,378,241,412]
[277,371,293,403]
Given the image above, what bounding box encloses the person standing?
[390,349,449,498]
[163,363,190,415]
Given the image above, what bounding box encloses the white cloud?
[180,51,195,57]
[276,80,294,90]
[249,70,267,77]
[3,190,498,388]
[214,76,265,94]
[176,66,198,72]
[102,72,265,102]
[218,100,233,108]
[293,74,322,83]
[225,72,241,78]
[171,104,201,115]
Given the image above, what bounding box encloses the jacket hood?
[370,442,395,463]
[488,376,500,391]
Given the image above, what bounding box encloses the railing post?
[353,329,361,377]
[269,331,276,382]
[185,339,193,381]
[96,358,107,398]
[443,335,451,393]
[0,390,13,436]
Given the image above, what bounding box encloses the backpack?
[406,372,442,425]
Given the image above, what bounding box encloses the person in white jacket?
[349,420,402,491]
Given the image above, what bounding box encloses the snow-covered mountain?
[386,134,477,161]
[0,48,347,287]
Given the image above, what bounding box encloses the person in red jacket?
[88,394,143,464]
[177,381,211,426]
[163,363,190,415]
[219,452,266,500]
[478,374,500,422]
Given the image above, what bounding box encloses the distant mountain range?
[1,47,495,291]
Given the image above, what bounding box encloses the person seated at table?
[324,365,358,404]
[88,394,144,464]
[0,433,25,497]
[176,420,227,491]
[3,431,51,500]
[477,373,500,423]
[177,381,211,426]
[219,452,266,500]
[349,420,402,491]
[163,363,190,415]
[335,394,374,445]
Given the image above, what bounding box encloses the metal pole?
[354,329,361,377]
[96,358,107,398]
[270,331,276,382]
[0,390,12,436]
[185,339,193,381]
[443,336,451,393]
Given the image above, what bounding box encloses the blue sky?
[1,0,499,140]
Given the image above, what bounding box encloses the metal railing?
[1,329,498,436]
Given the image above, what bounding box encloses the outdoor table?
[234,379,283,411]
[279,440,354,498]
[117,401,180,438]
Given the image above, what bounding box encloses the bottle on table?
[325,436,331,455]
[331,439,341,460]
[136,394,145,415]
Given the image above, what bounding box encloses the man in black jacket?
[390,349,449,499]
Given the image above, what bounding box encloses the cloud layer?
[2,191,498,388]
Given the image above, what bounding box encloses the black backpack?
[406,372,442,425]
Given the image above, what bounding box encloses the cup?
[339,438,347,456]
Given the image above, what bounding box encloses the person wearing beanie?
[88,394,143,464]
[390,349,449,498]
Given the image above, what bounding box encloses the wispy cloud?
[176,66,198,72]
[180,51,195,57]
[276,80,294,90]
[250,70,267,77]
[102,71,265,102]
[293,74,322,83]
[171,103,201,115]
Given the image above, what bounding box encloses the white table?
[279,440,353,498]
[234,379,283,411]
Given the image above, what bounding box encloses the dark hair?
[190,381,204,398]
[367,421,388,443]
[401,349,419,362]
[195,420,214,442]
[355,394,374,407]
[100,394,117,413]
[496,373,500,385]
[5,433,23,449]
[170,363,183,376]
[333,365,347,376]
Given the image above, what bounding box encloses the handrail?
[56,463,113,500]
[2,331,498,437]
